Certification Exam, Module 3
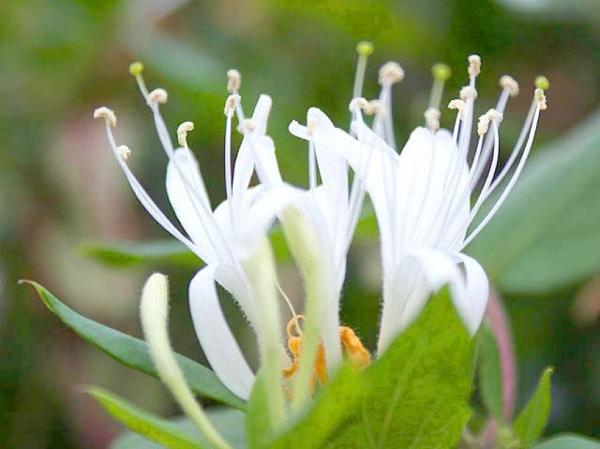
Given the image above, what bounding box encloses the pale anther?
[224,94,240,115]
[534,88,548,110]
[365,99,382,116]
[378,61,404,86]
[348,97,370,113]
[424,107,441,131]
[148,88,168,104]
[117,145,132,161]
[477,108,501,136]
[468,54,481,77]
[93,107,117,127]
[460,85,478,101]
[227,69,241,94]
[500,75,519,97]
[448,99,467,119]
[177,121,194,148]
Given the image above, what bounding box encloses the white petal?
[395,127,470,251]
[166,148,219,262]
[307,109,349,243]
[377,249,469,353]
[189,265,255,400]
[240,184,303,258]
[251,135,284,188]
[453,253,489,334]
[232,95,273,201]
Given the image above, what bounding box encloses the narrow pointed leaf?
[478,324,504,421]
[81,240,199,268]
[111,409,247,449]
[88,386,205,449]
[22,281,245,410]
[532,433,600,449]
[514,367,553,448]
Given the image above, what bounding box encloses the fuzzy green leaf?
[22,281,245,410]
[268,363,363,449]
[532,433,600,449]
[514,367,553,448]
[478,324,504,421]
[88,386,205,449]
[330,288,474,449]
[111,409,247,449]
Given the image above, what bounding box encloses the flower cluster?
[94,44,547,446]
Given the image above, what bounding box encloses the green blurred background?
[0,0,598,447]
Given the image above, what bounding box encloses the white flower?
[95,68,298,402]
[292,56,547,353]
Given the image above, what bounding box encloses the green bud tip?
[129,61,144,77]
[432,63,451,81]
[356,41,374,57]
[535,75,549,90]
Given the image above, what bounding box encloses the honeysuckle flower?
[94,64,299,408]
[291,55,548,353]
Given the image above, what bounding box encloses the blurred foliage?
[0,0,599,448]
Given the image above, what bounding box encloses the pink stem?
[480,289,517,448]
[486,289,517,420]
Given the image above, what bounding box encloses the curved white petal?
[453,253,489,335]
[251,135,283,188]
[378,249,472,353]
[232,95,273,201]
[166,148,220,263]
[189,265,255,400]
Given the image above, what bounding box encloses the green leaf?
[477,324,504,421]
[468,111,600,294]
[111,409,247,449]
[88,386,205,449]
[81,240,199,268]
[330,288,474,449]
[532,433,600,449]
[513,367,553,448]
[268,363,363,449]
[22,280,245,410]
